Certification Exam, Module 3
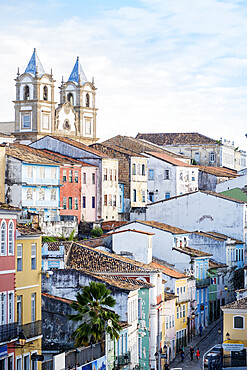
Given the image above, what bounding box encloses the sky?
[1,0,247,149]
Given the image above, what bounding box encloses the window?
[0,221,6,255]
[165,192,170,199]
[42,114,49,130]
[113,195,116,207]
[148,169,154,180]
[39,188,45,201]
[0,293,6,325]
[50,188,56,201]
[63,197,66,209]
[172,314,175,327]
[75,171,78,183]
[69,197,72,210]
[180,171,183,180]
[138,299,142,320]
[8,355,13,370]
[114,170,117,181]
[142,190,146,203]
[8,292,14,323]
[210,152,215,163]
[109,194,112,206]
[241,249,243,261]
[192,171,195,181]
[200,265,203,279]
[17,296,22,325]
[169,315,172,328]
[31,354,37,370]
[22,114,31,129]
[43,85,48,101]
[180,305,183,318]
[234,316,244,329]
[67,92,74,105]
[86,93,90,107]
[69,170,73,183]
[74,197,78,210]
[26,188,33,200]
[83,196,86,209]
[109,169,113,181]
[236,250,238,262]
[133,189,137,202]
[142,164,145,176]
[17,244,22,271]
[194,152,200,163]
[27,166,33,178]
[92,173,96,184]
[92,196,95,209]
[132,163,136,175]
[31,244,36,270]
[51,167,56,179]
[104,195,107,206]
[31,293,36,322]
[149,192,154,202]
[24,85,30,100]
[166,316,169,329]
[104,169,107,181]
[16,357,22,370]
[63,170,67,182]
[24,354,30,370]
[85,119,91,135]
[183,304,186,317]
[164,170,170,179]
[177,306,179,319]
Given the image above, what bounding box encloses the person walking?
[180,349,185,363]
[199,324,203,336]
[190,346,194,361]
[164,363,169,370]
[196,348,200,361]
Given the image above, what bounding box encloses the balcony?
[115,351,131,369]
[196,277,210,289]
[176,293,190,304]
[0,322,18,344]
[19,320,42,340]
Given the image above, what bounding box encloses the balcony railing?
[176,293,190,304]
[0,322,18,344]
[115,351,131,368]
[196,277,210,288]
[19,320,42,340]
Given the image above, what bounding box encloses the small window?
[164,170,170,179]
[63,197,66,209]
[133,189,137,202]
[234,316,244,329]
[83,172,86,184]
[0,293,6,325]
[0,221,7,256]
[63,170,67,182]
[43,85,48,101]
[180,171,183,180]
[8,221,14,255]
[194,152,200,163]
[22,114,31,129]
[177,306,179,319]
[26,188,33,200]
[86,93,90,107]
[142,190,146,203]
[75,171,78,183]
[92,196,95,209]
[51,167,56,179]
[114,170,117,181]
[113,195,116,206]
[92,173,96,184]
[31,243,36,270]
[31,293,36,322]
[24,85,30,100]
[27,166,33,178]
[180,305,183,318]
[165,192,170,199]
[69,197,72,210]
[183,304,186,317]
[42,114,49,130]
[8,292,14,323]
[109,169,113,181]
[39,167,45,178]
[104,195,107,206]
[67,93,74,105]
[17,244,22,271]
[50,188,56,201]
[148,169,154,180]
[149,192,154,202]
[210,152,215,163]
[39,188,45,201]
[17,296,22,325]
[192,171,195,181]
[83,196,86,209]
[104,169,107,181]
[108,194,112,206]
[166,316,169,329]
[85,119,91,135]
[74,197,78,210]
[132,163,136,175]
[142,164,145,176]
[69,170,73,183]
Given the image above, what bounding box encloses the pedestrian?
[179,349,185,362]
[164,363,169,370]
[196,348,200,361]
[190,346,194,361]
[199,324,203,336]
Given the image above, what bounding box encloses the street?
[170,318,223,370]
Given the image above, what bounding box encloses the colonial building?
[9,49,98,145]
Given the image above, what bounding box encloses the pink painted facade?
[81,166,98,222]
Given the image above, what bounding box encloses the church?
[11,48,98,144]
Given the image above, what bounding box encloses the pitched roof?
[172,245,212,258]
[146,152,193,167]
[16,223,42,236]
[136,132,219,146]
[101,221,128,231]
[194,231,244,244]
[42,292,74,305]
[91,142,146,158]
[0,203,20,212]
[68,57,87,85]
[164,292,177,301]
[149,190,247,206]
[208,259,228,270]
[67,242,160,274]
[197,166,238,177]
[42,241,73,253]
[102,135,190,159]
[150,258,187,278]
[6,144,59,166]
[126,220,189,235]
[75,235,110,249]
[109,229,155,236]
[25,48,45,76]
[41,150,95,167]
[221,296,247,310]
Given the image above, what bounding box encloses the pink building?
[81,166,98,222]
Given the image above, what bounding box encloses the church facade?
[13,49,98,144]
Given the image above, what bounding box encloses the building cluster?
[0,49,247,369]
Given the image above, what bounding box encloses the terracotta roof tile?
[136,132,219,146]
[197,166,238,177]
[164,292,177,301]
[150,258,187,278]
[130,220,189,235]
[17,223,42,235]
[0,203,20,211]
[42,292,74,304]
[41,150,95,167]
[146,152,193,167]
[194,231,244,244]
[42,241,73,253]
[109,229,155,236]
[221,296,247,310]
[172,245,212,258]
[76,235,110,249]
[6,144,59,166]
[91,142,146,158]
[101,221,128,231]
[208,259,228,269]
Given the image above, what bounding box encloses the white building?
[216,174,247,193]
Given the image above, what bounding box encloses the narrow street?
[169,318,223,369]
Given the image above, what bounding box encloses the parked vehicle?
[203,344,223,368]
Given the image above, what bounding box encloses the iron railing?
[196,277,210,288]
[115,351,131,368]
[19,320,42,340]
[0,322,18,344]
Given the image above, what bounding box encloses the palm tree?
[69,281,122,348]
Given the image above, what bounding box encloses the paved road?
[169,318,223,370]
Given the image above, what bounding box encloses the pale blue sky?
[1,0,247,148]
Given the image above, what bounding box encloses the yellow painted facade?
[223,311,247,347]
[15,231,42,369]
[175,278,189,350]
[0,146,5,202]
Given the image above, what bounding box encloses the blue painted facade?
[194,257,209,331]
[235,242,244,269]
[42,243,65,270]
[118,183,124,214]
[22,162,60,221]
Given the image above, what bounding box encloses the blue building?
[194,257,210,331]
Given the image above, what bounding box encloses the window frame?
[31,243,37,270]
[31,293,36,322]
[17,244,23,271]
[8,291,14,324]
[0,220,7,256]
[233,315,245,330]
[148,169,154,180]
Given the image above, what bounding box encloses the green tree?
[69,281,121,348]
[91,227,103,238]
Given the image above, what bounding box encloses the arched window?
[24,85,30,100]
[43,86,48,101]
[8,221,14,255]
[86,93,90,107]
[0,221,7,255]
[67,93,74,105]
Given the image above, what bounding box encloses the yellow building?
[15,224,42,370]
[175,277,189,351]
[221,297,247,367]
